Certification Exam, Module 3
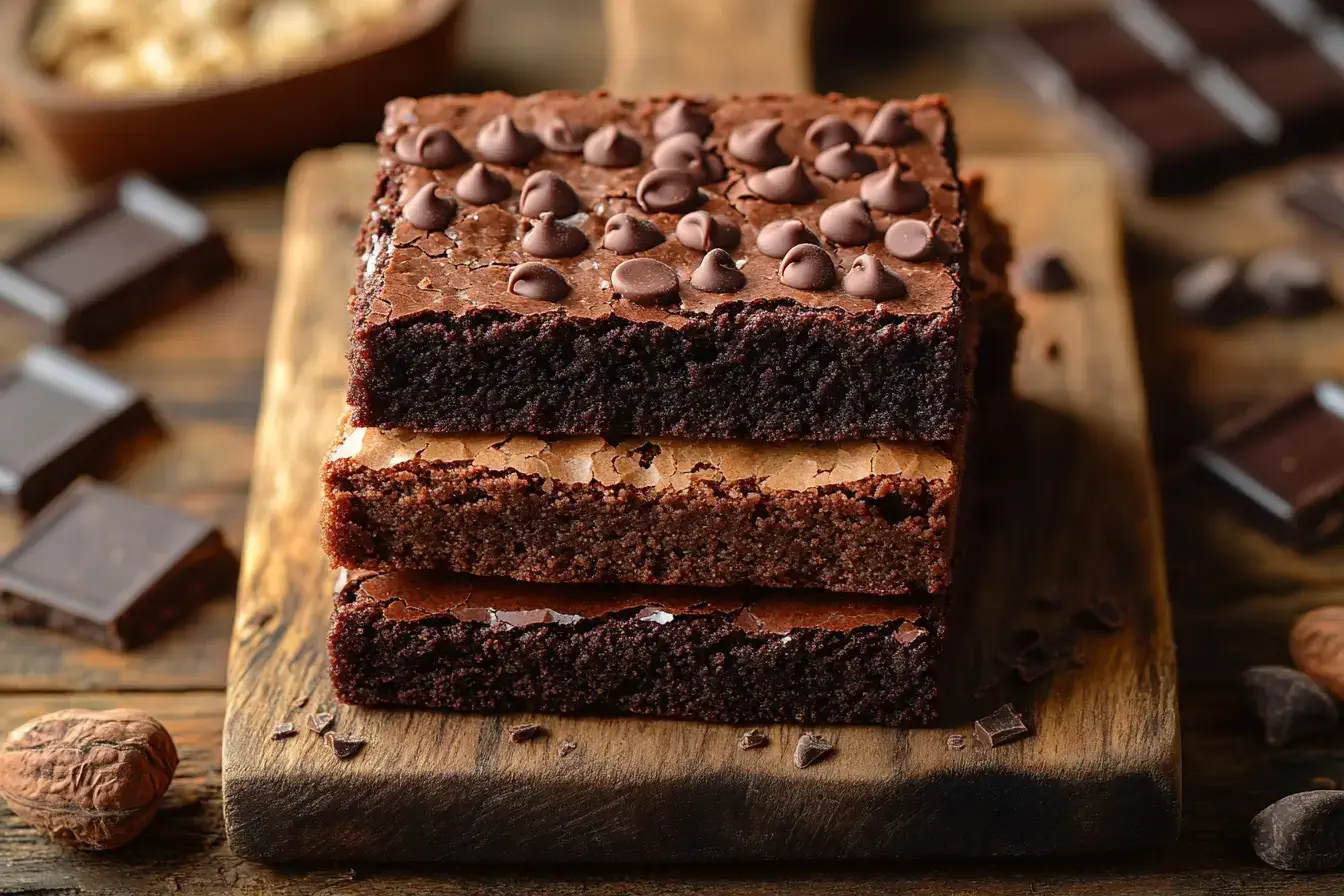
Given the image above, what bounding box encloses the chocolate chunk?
[521,212,588,258]
[271,722,297,741]
[326,732,367,761]
[690,248,746,294]
[746,157,818,204]
[475,114,541,166]
[864,101,920,146]
[805,114,861,150]
[454,163,512,205]
[290,696,309,711]
[1244,248,1336,316]
[793,732,834,769]
[536,117,591,154]
[0,479,237,649]
[394,125,467,169]
[738,728,769,750]
[654,99,712,140]
[1074,598,1123,632]
[756,218,818,258]
[843,254,905,300]
[307,712,334,736]
[946,734,966,751]
[651,132,725,184]
[0,347,158,514]
[583,124,643,167]
[885,218,938,261]
[727,118,789,168]
[602,214,665,255]
[819,198,875,246]
[973,704,1029,748]
[1251,791,1344,871]
[519,171,580,218]
[0,175,233,347]
[895,621,927,644]
[612,257,679,305]
[1172,256,1252,324]
[403,183,457,231]
[508,722,544,743]
[1016,247,1077,293]
[675,211,741,252]
[779,243,836,291]
[507,262,569,302]
[1241,666,1340,747]
[860,163,928,213]
[556,738,578,758]
[1284,165,1344,236]
[814,143,877,180]
[635,169,702,214]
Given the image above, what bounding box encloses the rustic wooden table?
[3,1,1344,891]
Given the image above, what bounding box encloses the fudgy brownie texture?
[348,90,976,442]
[328,570,942,726]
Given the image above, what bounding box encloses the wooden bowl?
[0,0,465,185]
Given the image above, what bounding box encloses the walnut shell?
[0,708,179,850]
[1291,607,1344,702]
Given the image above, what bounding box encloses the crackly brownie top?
[336,570,934,636]
[359,90,966,329]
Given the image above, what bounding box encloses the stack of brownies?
[319,90,1020,727]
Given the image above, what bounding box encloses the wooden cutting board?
[220,146,1180,864]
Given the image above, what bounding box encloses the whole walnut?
[0,708,179,850]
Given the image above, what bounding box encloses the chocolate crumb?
[974,704,1029,748]
[508,722,544,743]
[307,712,334,736]
[556,738,578,758]
[793,732,834,768]
[326,732,367,761]
[739,728,769,750]
[290,696,309,711]
[271,722,297,741]
[947,734,966,751]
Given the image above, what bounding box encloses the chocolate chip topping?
[864,100,920,146]
[779,243,835,290]
[746,157,818,204]
[818,198,875,246]
[394,124,467,169]
[756,218,819,258]
[507,261,569,301]
[675,211,741,252]
[653,99,712,140]
[521,211,588,258]
[636,168,702,214]
[611,257,679,305]
[536,117,590,154]
[651,132,725,185]
[727,118,789,168]
[519,170,580,218]
[813,142,877,181]
[602,213,665,254]
[690,248,746,294]
[860,163,928,213]
[403,183,458,231]
[454,163,512,205]
[805,114,860,150]
[843,254,905,300]
[884,218,937,261]
[582,124,642,168]
[475,113,541,166]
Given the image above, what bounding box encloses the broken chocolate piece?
[1251,790,1344,872]
[1016,247,1076,293]
[556,738,577,758]
[271,722,297,741]
[307,712,334,736]
[738,728,769,750]
[793,732,834,768]
[1241,666,1340,747]
[973,704,1029,748]
[507,722,544,743]
[326,732,367,761]
[290,696,309,711]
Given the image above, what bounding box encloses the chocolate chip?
[779,243,836,291]
[860,163,928,213]
[738,728,769,750]
[521,212,588,258]
[1017,247,1077,293]
[519,170,580,218]
[583,124,642,168]
[307,712,334,736]
[973,704,1028,748]
[556,738,578,758]
[507,262,569,301]
[805,114,860,150]
[895,621,927,644]
[1244,248,1336,316]
[814,142,877,180]
[636,168,702,214]
[602,213,665,254]
[1251,790,1344,871]
[675,210,740,252]
[793,732,834,769]
[690,248,746,294]
[727,118,788,168]
[1172,256,1251,324]
[612,257,679,305]
[756,218,819,258]
[746,157,817,204]
[818,198,875,246]
[403,183,457,231]
[475,113,541,166]
[536,117,590,154]
[454,163,512,205]
[394,124,467,169]
[508,722,544,743]
[946,733,966,751]
[651,132,725,185]
[843,254,905,300]
[1073,598,1123,631]
[271,722,297,741]
[863,101,920,146]
[326,732,367,761]
[654,99,712,140]
[1241,666,1340,747]
[885,218,937,261]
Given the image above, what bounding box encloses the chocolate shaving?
[307,712,334,736]
[326,732,367,761]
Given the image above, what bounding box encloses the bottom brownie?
[328,570,942,727]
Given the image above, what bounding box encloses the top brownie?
[349,90,973,442]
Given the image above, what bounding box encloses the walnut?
[0,708,179,850]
